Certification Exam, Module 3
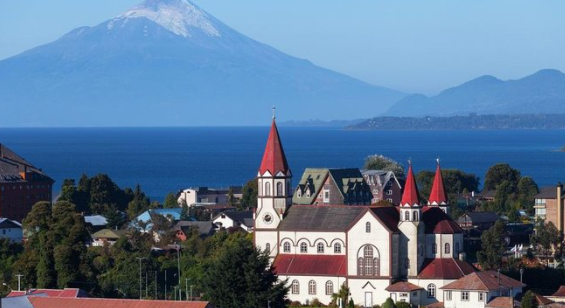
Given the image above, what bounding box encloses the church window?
[265,182,271,196]
[276,182,283,196]
[317,242,325,253]
[365,222,371,233]
[283,242,291,253]
[445,291,452,301]
[265,243,271,253]
[323,189,330,202]
[445,243,451,254]
[300,242,308,253]
[432,243,437,254]
[308,280,316,295]
[334,243,341,253]
[413,211,419,221]
[325,281,334,295]
[461,291,469,301]
[479,292,484,302]
[427,284,436,298]
[404,211,410,221]
[291,280,299,294]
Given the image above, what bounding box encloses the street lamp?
[175,243,181,301]
[136,257,147,300]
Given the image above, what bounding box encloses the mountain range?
[385,69,565,117]
[0,0,405,127]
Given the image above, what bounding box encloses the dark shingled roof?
[457,212,500,224]
[0,143,54,184]
[386,281,424,292]
[423,207,463,234]
[536,186,563,199]
[369,206,400,232]
[279,205,367,231]
[218,210,254,228]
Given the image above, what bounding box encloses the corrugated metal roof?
[386,281,424,292]
[273,254,346,276]
[418,258,476,279]
[279,205,367,231]
[441,270,524,291]
[28,297,212,308]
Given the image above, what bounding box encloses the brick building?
[362,170,403,205]
[0,143,54,222]
[534,183,565,234]
[293,168,372,205]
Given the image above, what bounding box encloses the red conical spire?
[428,159,448,206]
[259,117,290,176]
[400,162,420,207]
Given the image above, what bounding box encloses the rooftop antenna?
[272,106,276,119]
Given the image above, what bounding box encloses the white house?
[253,117,474,307]
[212,210,253,232]
[0,218,23,242]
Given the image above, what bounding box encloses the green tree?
[396,302,411,308]
[240,178,258,210]
[382,298,397,308]
[203,233,288,308]
[227,187,237,207]
[347,298,355,308]
[127,184,150,219]
[164,192,178,209]
[521,290,538,308]
[330,284,350,307]
[477,221,506,270]
[531,220,561,264]
[364,154,405,177]
[484,163,521,191]
[180,200,190,221]
[517,177,539,214]
[105,205,125,229]
[0,239,24,296]
[416,169,479,204]
[492,180,516,214]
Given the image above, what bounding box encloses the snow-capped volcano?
[0,0,405,127]
[109,0,220,37]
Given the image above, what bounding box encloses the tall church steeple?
[255,113,292,258]
[428,159,449,215]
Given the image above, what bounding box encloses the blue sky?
[0,0,563,94]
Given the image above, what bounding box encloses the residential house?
[177,186,242,207]
[456,192,480,208]
[213,210,253,232]
[362,169,403,205]
[84,215,108,232]
[440,271,525,308]
[293,168,372,206]
[0,143,55,222]
[175,221,215,240]
[0,217,23,242]
[478,190,496,203]
[91,229,125,247]
[386,281,424,306]
[534,184,565,235]
[134,208,182,231]
[457,212,500,231]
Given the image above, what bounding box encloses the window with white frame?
[308,280,316,295]
[445,243,451,254]
[413,211,419,221]
[325,281,333,295]
[323,189,330,202]
[334,243,341,253]
[300,242,307,253]
[276,182,283,196]
[291,280,299,294]
[283,242,291,253]
[366,222,371,233]
[265,182,271,196]
[461,291,469,301]
[265,243,270,253]
[479,292,484,302]
[445,290,452,301]
[317,242,324,253]
[427,284,436,298]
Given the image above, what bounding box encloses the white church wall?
[348,278,392,307]
[278,231,346,255]
[255,230,279,258]
[408,278,456,306]
[281,275,345,305]
[347,212,391,277]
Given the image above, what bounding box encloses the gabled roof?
[428,162,448,206]
[259,119,290,176]
[441,270,525,291]
[369,206,400,232]
[273,254,346,276]
[293,168,329,204]
[175,221,215,236]
[91,229,125,240]
[457,212,500,224]
[27,297,212,308]
[400,164,420,207]
[386,281,424,292]
[535,186,563,199]
[362,169,403,189]
[1,296,35,308]
[328,168,370,197]
[213,210,253,228]
[418,258,476,279]
[279,205,367,231]
[486,297,520,308]
[7,288,89,298]
[0,218,22,229]
[0,143,54,184]
[551,286,565,297]
[535,294,554,305]
[136,208,182,223]
[423,207,463,234]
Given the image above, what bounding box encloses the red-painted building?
[0,143,54,222]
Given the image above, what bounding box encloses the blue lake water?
[0,127,564,202]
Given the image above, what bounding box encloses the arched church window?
[325,281,334,295]
[366,222,371,233]
[413,211,419,221]
[445,243,451,254]
[265,182,271,196]
[405,211,410,221]
[300,242,308,253]
[427,284,436,298]
[291,280,299,294]
[265,243,271,253]
[308,280,316,295]
[283,242,291,253]
[334,243,342,253]
[358,245,380,276]
[276,182,283,196]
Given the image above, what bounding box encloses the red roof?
[485,297,520,308]
[552,286,565,297]
[418,258,476,279]
[273,254,346,276]
[28,298,212,308]
[400,164,420,207]
[422,207,462,234]
[441,270,524,291]
[428,162,448,206]
[386,281,424,292]
[259,119,290,176]
[7,288,88,298]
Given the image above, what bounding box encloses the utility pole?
[185,279,188,301]
[164,270,167,300]
[15,274,23,292]
[176,243,181,301]
[155,271,157,300]
[145,271,148,299]
[136,257,146,300]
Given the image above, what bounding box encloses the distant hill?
[349,114,565,130]
[0,0,405,127]
[385,69,565,117]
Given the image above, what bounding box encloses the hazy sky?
[1,0,563,94]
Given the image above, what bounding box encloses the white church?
[254,117,524,308]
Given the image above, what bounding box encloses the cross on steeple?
[272,106,276,119]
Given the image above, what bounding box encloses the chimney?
[558,183,563,235]
[459,252,467,262]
